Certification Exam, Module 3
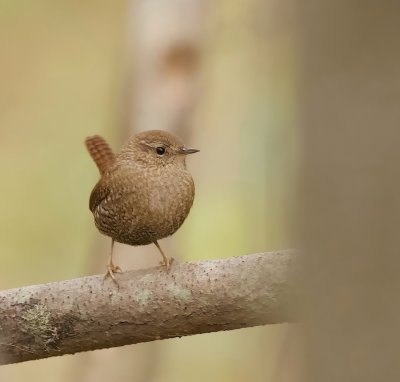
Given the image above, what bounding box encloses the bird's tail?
[85,135,116,175]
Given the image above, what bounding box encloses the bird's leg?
[104,239,122,284]
[154,241,173,271]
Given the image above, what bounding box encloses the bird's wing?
[89,179,110,212]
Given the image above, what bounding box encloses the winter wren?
[85,130,199,282]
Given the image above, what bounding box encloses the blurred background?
[0,0,296,381]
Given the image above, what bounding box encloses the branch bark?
[0,251,293,365]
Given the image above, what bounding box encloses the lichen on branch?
[0,251,293,365]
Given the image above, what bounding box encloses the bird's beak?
[179,146,200,155]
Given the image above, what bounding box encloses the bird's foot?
[104,263,122,285]
[159,257,174,271]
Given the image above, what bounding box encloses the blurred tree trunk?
[296,1,400,381]
[78,1,206,381]
[123,0,204,141]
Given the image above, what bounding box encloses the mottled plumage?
[85,130,198,281]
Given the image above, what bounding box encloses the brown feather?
[89,179,110,212]
[87,130,197,247]
[85,135,115,175]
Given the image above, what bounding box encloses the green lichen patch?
[20,304,58,349]
[167,284,192,300]
[134,289,152,306]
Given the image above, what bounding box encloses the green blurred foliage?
[0,0,127,286]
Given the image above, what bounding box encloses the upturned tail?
[85,135,116,175]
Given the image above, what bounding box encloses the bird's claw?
[159,257,174,271]
[104,264,122,285]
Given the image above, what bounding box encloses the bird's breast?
[146,168,195,237]
[93,165,195,245]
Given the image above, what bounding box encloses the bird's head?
[120,130,199,169]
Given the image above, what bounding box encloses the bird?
[85,130,199,283]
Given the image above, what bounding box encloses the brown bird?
[85,130,199,282]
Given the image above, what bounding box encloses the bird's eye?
[156,146,166,156]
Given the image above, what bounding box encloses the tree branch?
[0,251,293,365]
